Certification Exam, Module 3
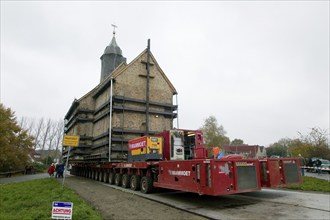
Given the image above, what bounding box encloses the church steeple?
[100,25,126,82]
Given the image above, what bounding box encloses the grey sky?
[1,1,329,147]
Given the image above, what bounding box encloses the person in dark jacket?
[315,159,322,175]
[56,163,65,178]
[55,163,62,178]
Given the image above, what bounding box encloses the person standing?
[212,147,224,159]
[315,159,322,175]
[298,154,306,176]
[55,163,60,178]
[48,163,55,177]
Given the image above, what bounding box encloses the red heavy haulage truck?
[70,129,302,196]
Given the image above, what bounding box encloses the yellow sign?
[63,135,80,147]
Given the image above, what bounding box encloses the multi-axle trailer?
[70,129,302,196]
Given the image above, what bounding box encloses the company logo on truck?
[168,170,191,176]
[128,140,146,150]
[236,162,254,166]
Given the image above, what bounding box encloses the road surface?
[0,173,49,184]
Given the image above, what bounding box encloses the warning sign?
[63,135,80,147]
[51,201,73,219]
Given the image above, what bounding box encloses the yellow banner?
[63,135,80,147]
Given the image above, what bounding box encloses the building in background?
[63,30,178,162]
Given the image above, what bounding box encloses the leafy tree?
[266,138,290,157]
[0,104,34,172]
[267,128,330,160]
[231,139,244,145]
[298,127,329,149]
[287,138,311,158]
[200,116,230,148]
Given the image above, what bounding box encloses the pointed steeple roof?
[100,25,127,83]
[103,24,122,56]
[104,36,123,55]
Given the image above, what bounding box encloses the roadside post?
[62,135,80,187]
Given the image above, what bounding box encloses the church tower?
[100,26,127,82]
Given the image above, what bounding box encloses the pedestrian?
[315,159,322,175]
[212,147,224,159]
[55,163,65,178]
[48,163,55,177]
[298,154,306,176]
[55,163,60,178]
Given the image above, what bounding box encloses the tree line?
[1,104,329,172]
[199,115,330,160]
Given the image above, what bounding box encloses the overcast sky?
[1,1,329,147]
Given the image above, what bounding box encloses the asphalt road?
[107,180,330,220]
[0,173,49,184]
[305,171,330,181]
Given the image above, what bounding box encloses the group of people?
[299,155,323,176]
[47,163,65,178]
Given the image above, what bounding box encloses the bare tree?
[33,118,44,150]
[18,117,35,136]
[53,119,64,152]
[40,119,52,153]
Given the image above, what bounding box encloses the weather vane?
[111,24,118,36]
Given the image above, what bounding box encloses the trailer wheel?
[130,175,141,191]
[109,172,115,185]
[140,176,153,194]
[103,172,109,183]
[122,174,131,188]
[115,173,122,186]
[99,171,104,181]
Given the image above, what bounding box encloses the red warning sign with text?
[51,201,73,219]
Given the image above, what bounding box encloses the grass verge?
[0,178,103,220]
[284,176,330,192]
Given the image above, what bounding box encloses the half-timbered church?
[64,29,178,162]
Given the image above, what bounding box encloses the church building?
[63,29,178,162]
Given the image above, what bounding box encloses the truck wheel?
[103,172,109,183]
[141,176,153,194]
[122,174,131,188]
[109,172,115,185]
[115,173,122,186]
[130,175,141,191]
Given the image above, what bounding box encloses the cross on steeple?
[111,24,118,36]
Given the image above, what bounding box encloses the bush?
[30,162,47,173]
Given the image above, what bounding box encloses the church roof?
[111,48,177,95]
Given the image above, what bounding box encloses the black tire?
[109,172,115,185]
[115,173,122,186]
[122,174,131,188]
[103,172,109,183]
[140,176,153,194]
[130,175,141,191]
[99,172,104,181]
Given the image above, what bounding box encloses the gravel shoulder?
[61,175,208,220]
